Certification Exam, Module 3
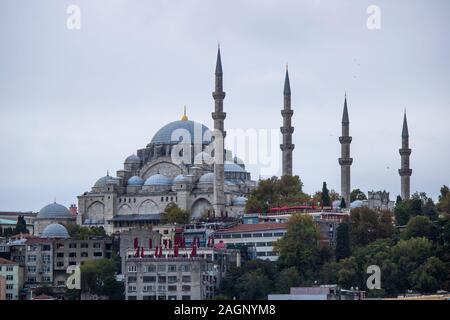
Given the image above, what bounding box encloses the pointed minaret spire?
[280,65,294,176]
[215,45,223,75]
[342,93,349,124]
[339,93,353,207]
[399,109,412,200]
[402,109,409,138]
[283,65,291,96]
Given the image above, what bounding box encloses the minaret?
[399,110,412,200]
[280,66,294,176]
[212,46,226,217]
[338,94,353,207]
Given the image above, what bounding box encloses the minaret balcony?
[339,136,352,144]
[398,168,412,176]
[212,111,227,120]
[280,127,294,134]
[212,92,226,99]
[399,148,411,156]
[281,110,293,117]
[338,158,353,166]
[280,143,295,151]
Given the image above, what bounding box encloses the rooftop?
[214,222,288,234]
[0,257,18,265]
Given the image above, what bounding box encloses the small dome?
[144,174,172,186]
[173,174,190,184]
[37,202,72,220]
[194,151,212,163]
[198,172,214,184]
[350,200,364,209]
[125,154,140,164]
[94,175,118,188]
[128,176,144,186]
[224,161,245,173]
[233,196,248,206]
[41,223,69,239]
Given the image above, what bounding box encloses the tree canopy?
[161,203,191,224]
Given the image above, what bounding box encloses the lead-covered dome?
[94,175,119,188]
[125,154,140,164]
[199,172,214,184]
[150,120,212,145]
[37,202,72,220]
[128,176,145,186]
[144,174,172,186]
[224,161,246,173]
[173,174,190,184]
[41,223,69,239]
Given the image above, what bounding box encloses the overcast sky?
[0,0,449,212]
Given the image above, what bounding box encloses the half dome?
[128,176,145,186]
[144,174,172,186]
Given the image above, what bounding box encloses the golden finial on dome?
[181,105,188,121]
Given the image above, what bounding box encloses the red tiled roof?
[0,257,17,265]
[215,223,288,234]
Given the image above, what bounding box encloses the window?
[57,262,64,267]
[27,266,36,273]
[231,234,242,238]
[158,286,166,292]
[182,276,191,283]
[146,265,156,273]
[42,245,51,251]
[127,276,137,283]
[168,285,177,292]
[168,265,177,272]
[143,276,156,283]
[158,276,166,283]
[69,243,77,249]
[157,265,166,272]
[168,276,177,283]
[222,234,231,239]
[56,252,64,258]
[27,255,36,262]
[128,265,137,273]
[168,295,177,300]
[182,295,191,300]
[143,285,154,292]
[6,266,13,272]
[127,296,137,300]
[93,252,103,257]
[27,277,36,283]
[263,233,273,237]
[273,232,285,237]
[180,265,190,272]
[252,233,263,238]
[69,252,77,258]
[43,255,51,263]
[161,197,164,202]
[127,285,137,293]
[143,295,156,300]
[81,252,88,257]
[182,285,191,292]
[256,251,267,256]
[81,243,88,248]
[93,243,101,249]
[42,276,51,283]
[69,261,77,266]
[6,293,13,300]
[42,265,51,273]
[6,284,13,290]
[56,243,64,249]
[256,242,266,246]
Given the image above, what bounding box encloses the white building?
[0,257,24,300]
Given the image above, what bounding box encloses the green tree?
[161,203,190,224]
[350,189,367,202]
[438,185,450,214]
[410,257,448,293]
[14,216,29,234]
[66,224,106,240]
[321,182,331,207]
[403,216,433,240]
[274,215,320,282]
[235,271,272,300]
[275,267,301,294]
[349,207,394,246]
[335,222,351,261]
[81,258,124,300]
[337,256,361,289]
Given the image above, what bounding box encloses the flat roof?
[214,223,288,234]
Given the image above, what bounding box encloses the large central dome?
[150,119,212,145]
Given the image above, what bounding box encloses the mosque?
[76,48,257,234]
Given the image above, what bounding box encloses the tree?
[14,216,29,234]
[245,175,309,213]
[235,271,272,300]
[81,258,124,300]
[275,267,301,293]
[66,224,106,240]
[438,185,450,214]
[410,257,448,293]
[335,222,351,261]
[321,182,331,207]
[349,207,394,246]
[340,198,347,209]
[337,256,361,289]
[161,203,190,224]
[329,190,340,202]
[403,216,433,240]
[350,189,367,202]
[274,215,320,282]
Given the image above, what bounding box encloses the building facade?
[0,257,24,300]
